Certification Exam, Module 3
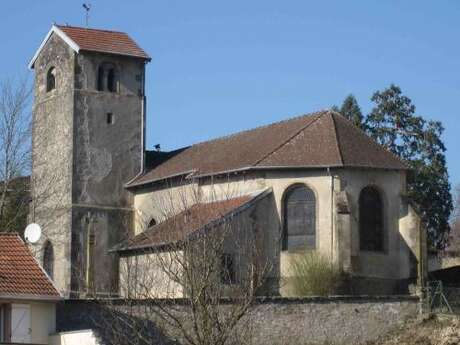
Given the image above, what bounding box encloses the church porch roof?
[114,189,272,254]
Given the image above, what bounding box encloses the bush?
[289,251,340,296]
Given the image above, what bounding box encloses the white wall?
[50,329,99,345]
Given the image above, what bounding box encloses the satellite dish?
[24,223,42,244]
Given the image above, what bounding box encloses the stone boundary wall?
[57,295,420,345]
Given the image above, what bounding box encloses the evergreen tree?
[366,84,453,249]
[337,94,365,129]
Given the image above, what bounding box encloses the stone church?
[28,24,425,298]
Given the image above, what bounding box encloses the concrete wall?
[55,296,420,345]
[131,167,419,296]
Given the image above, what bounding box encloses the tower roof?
[128,110,407,188]
[29,24,150,69]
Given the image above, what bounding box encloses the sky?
[1,0,459,188]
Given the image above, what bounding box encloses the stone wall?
[56,296,420,345]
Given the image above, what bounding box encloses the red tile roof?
[115,192,267,252]
[128,111,407,187]
[0,233,61,300]
[57,25,150,60]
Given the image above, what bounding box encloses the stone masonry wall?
[57,296,420,345]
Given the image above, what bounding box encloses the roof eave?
[126,164,407,189]
[0,293,63,302]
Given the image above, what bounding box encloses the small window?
[148,218,157,228]
[359,186,384,252]
[221,254,236,284]
[107,68,116,92]
[106,113,114,125]
[46,67,56,92]
[43,241,54,279]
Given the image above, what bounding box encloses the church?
[28,24,425,298]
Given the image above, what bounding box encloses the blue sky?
[2,0,459,188]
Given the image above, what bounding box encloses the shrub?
[289,251,340,296]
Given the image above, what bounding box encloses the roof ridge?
[253,111,327,166]
[56,24,127,35]
[183,109,330,149]
[329,111,345,166]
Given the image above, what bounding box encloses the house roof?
[29,24,150,69]
[128,111,407,187]
[0,233,61,300]
[115,190,270,253]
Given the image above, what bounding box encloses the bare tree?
[94,182,274,345]
[0,77,31,234]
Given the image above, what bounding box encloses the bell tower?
[29,25,150,296]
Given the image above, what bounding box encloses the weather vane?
[82,3,91,27]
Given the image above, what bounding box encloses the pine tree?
[338,94,364,129]
[366,84,453,249]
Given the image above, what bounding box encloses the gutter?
[0,293,62,302]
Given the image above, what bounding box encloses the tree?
[366,84,453,249]
[95,183,273,345]
[336,94,365,129]
[0,78,31,235]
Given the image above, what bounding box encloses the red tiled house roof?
[115,190,270,253]
[129,111,407,187]
[29,25,150,69]
[0,233,61,300]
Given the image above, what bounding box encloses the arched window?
[107,68,116,92]
[359,186,384,252]
[148,218,157,228]
[43,241,54,279]
[46,67,56,92]
[97,66,104,91]
[96,63,117,93]
[283,185,316,251]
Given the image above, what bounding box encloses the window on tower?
[97,66,104,91]
[107,68,116,92]
[97,63,118,93]
[46,67,56,92]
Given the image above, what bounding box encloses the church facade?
[29,25,425,297]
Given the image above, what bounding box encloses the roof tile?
[0,233,60,299]
[57,25,150,60]
[129,111,406,187]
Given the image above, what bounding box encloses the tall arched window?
[97,66,104,91]
[359,186,384,252]
[107,68,116,92]
[283,185,316,251]
[46,67,56,92]
[43,241,54,279]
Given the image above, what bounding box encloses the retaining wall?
[57,295,420,345]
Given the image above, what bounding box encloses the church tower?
[29,25,150,296]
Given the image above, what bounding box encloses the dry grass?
[289,251,340,296]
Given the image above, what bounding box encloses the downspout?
[327,167,334,264]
